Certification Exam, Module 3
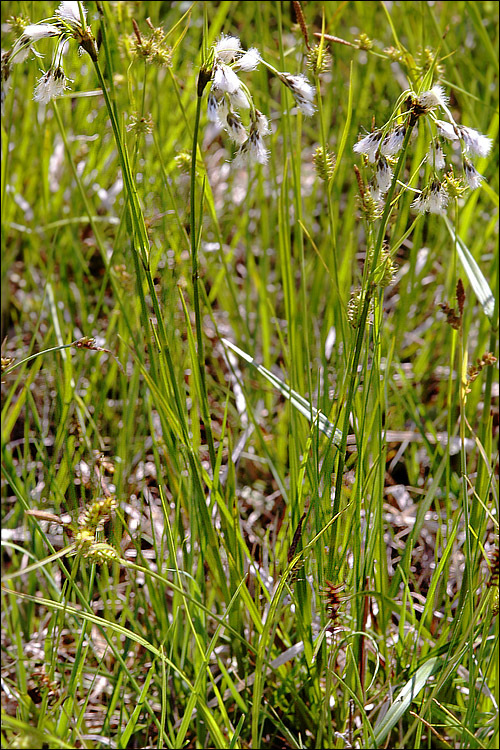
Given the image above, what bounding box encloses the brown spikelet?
[288,512,307,564]
[27,669,60,706]
[131,17,142,45]
[439,301,461,329]
[354,165,365,201]
[466,352,497,393]
[72,336,125,373]
[487,547,499,588]
[313,32,356,48]
[440,278,465,329]
[456,278,465,317]
[292,1,310,50]
[322,581,345,628]
[25,509,76,538]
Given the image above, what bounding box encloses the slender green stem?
[190,79,216,469]
[328,122,416,575]
[92,62,149,259]
[314,70,346,350]
[88,44,192,445]
[3,343,74,375]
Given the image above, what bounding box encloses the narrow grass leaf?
[120,665,156,747]
[443,216,495,319]
[372,656,441,748]
[222,339,342,447]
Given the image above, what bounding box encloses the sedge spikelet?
[322,582,345,629]
[287,512,307,583]
[347,288,374,328]
[487,547,499,588]
[314,146,336,181]
[307,43,332,75]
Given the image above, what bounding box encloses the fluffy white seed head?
[280,73,316,116]
[55,1,87,28]
[10,23,60,63]
[411,191,428,214]
[380,125,406,157]
[225,111,248,144]
[254,110,270,136]
[248,127,269,163]
[212,63,242,94]
[33,66,69,103]
[435,119,459,141]
[426,139,446,170]
[234,48,260,72]
[427,180,448,214]
[375,157,393,194]
[207,92,220,122]
[459,126,492,158]
[417,84,448,111]
[411,180,448,215]
[228,86,250,110]
[214,35,241,64]
[233,124,269,167]
[463,159,484,190]
[24,23,61,42]
[353,131,382,163]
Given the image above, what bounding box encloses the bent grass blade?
[222,338,343,448]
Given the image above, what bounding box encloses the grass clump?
[1,2,498,748]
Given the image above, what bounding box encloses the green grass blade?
[222,338,343,447]
[371,657,441,748]
[443,216,496,318]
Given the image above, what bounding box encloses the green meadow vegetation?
[1,1,499,748]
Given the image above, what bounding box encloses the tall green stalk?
[89,11,191,448]
[328,122,416,577]
[189,79,216,469]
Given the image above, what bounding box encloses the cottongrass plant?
[203,32,315,165]
[189,27,316,467]
[1,1,97,107]
[348,64,497,747]
[353,82,492,214]
[1,2,498,749]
